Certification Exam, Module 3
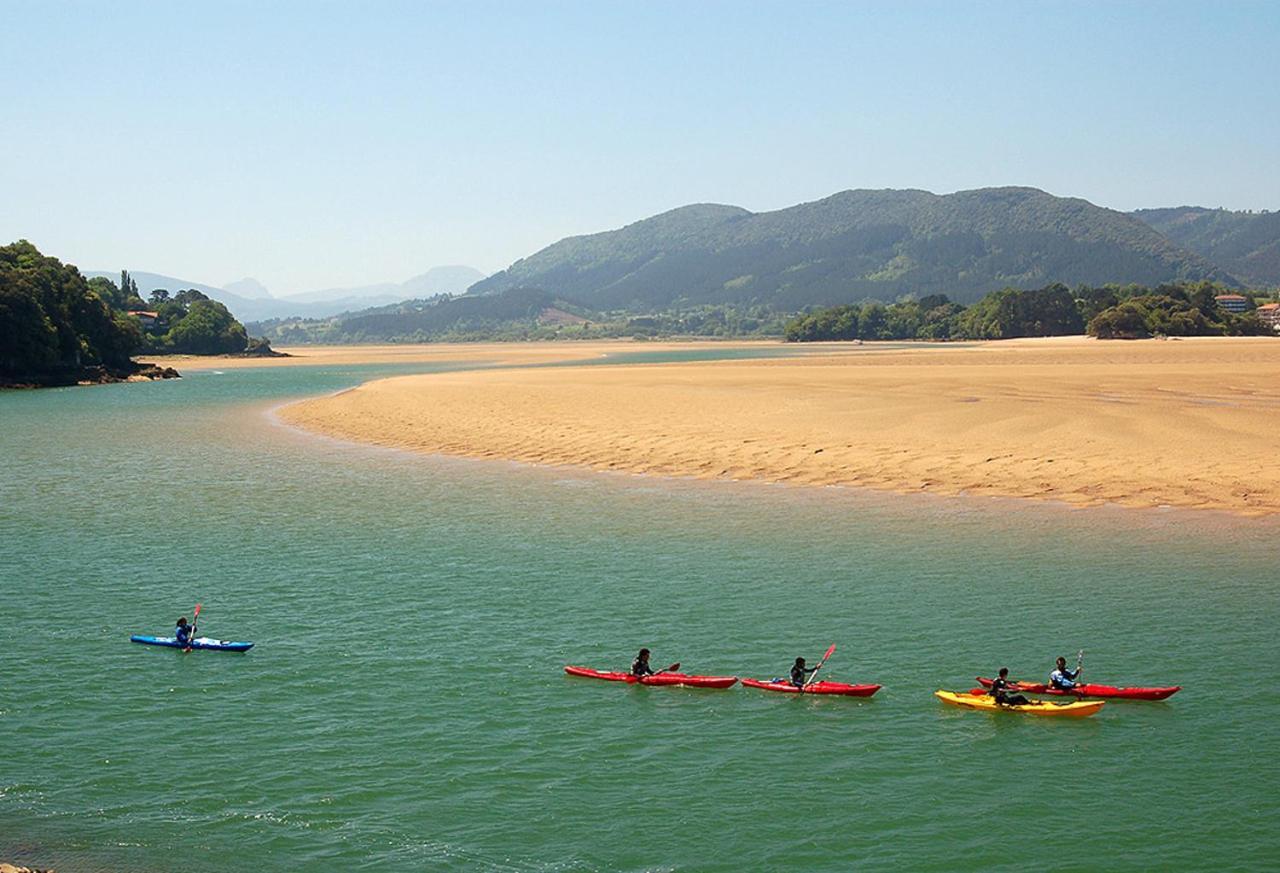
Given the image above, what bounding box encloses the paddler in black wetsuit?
[631,648,655,678]
[175,616,197,651]
[790,657,819,689]
[988,667,1031,706]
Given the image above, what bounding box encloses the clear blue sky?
[2,1,1277,295]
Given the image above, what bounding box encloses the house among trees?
[1214,294,1248,313]
[1256,302,1280,331]
[132,311,160,328]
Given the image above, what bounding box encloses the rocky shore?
[1,863,55,873]
[0,361,180,390]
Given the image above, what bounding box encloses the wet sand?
[277,337,1280,515]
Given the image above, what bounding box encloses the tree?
[88,276,124,309]
[163,298,247,354]
[858,302,888,339]
[0,283,59,371]
[1,240,141,374]
[1087,303,1149,339]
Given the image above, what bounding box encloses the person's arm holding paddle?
[628,648,679,682]
[802,644,838,690]
[180,603,201,652]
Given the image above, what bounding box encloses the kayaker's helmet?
[638,648,650,659]
[998,667,1009,678]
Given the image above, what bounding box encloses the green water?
[1,358,1277,872]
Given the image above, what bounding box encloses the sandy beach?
[277,337,1280,516]
[139,340,753,371]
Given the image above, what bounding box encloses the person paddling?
[631,648,655,678]
[988,667,1031,706]
[1048,656,1081,691]
[790,657,819,689]
[175,616,197,651]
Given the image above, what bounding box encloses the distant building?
[1256,302,1280,331]
[1214,294,1248,313]
[131,310,160,328]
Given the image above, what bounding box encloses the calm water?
[1,356,1277,872]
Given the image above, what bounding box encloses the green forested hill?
[468,187,1231,307]
[0,241,142,383]
[1132,207,1280,288]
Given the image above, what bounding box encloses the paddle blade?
[664,662,681,673]
[193,603,202,619]
[822,644,836,660]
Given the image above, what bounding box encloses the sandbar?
[278,337,1280,516]
[140,341,639,371]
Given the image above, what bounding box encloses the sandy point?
[276,336,1280,516]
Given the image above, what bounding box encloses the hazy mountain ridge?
[223,277,274,299]
[471,187,1232,308]
[1132,207,1280,288]
[84,266,485,322]
[284,265,486,304]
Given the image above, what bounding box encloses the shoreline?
[138,338,781,371]
[274,337,1280,517]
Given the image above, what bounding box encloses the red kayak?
[974,676,1181,701]
[743,678,881,697]
[564,665,738,689]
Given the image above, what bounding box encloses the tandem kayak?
[935,690,1104,717]
[742,678,881,697]
[564,665,737,689]
[974,676,1180,701]
[131,635,254,652]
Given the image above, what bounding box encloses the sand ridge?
[277,337,1280,516]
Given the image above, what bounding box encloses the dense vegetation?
[783,282,1275,342]
[0,241,142,380]
[251,279,1276,345]
[1,241,259,386]
[469,187,1229,310]
[249,287,789,343]
[133,285,248,354]
[1134,207,1280,289]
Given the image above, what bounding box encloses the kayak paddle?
[186,603,201,652]
[804,644,837,690]
[1076,649,1085,679]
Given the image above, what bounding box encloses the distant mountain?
[281,265,485,304]
[84,270,234,303]
[223,277,273,299]
[1132,207,1280,288]
[82,270,267,319]
[85,266,486,323]
[402,265,487,296]
[470,187,1232,307]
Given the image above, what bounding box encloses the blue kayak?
[131,635,254,652]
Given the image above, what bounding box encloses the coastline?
[274,336,1280,517]
[138,339,770,371]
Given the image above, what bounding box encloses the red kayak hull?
[743,678,881,697]
[564,665,738,689]
[975,676,1180,701]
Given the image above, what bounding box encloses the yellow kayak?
[935,690,1104,718]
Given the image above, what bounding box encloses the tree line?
[783,282,1276,342]
[1,240,253,384]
